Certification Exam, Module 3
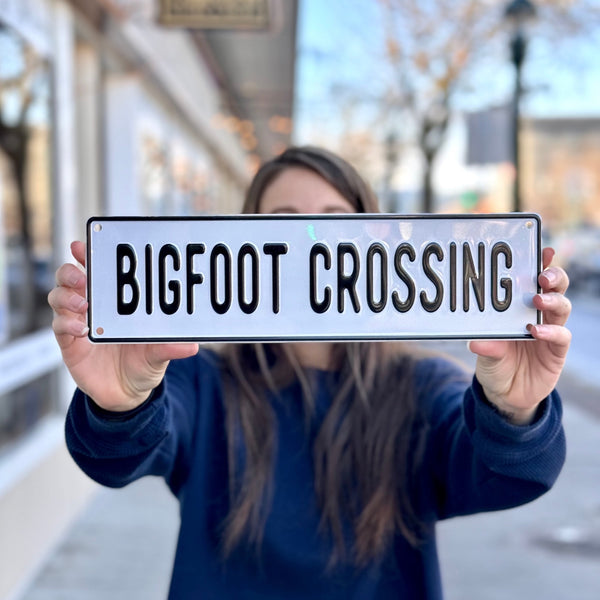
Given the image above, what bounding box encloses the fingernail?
[80,325,89,337]
[71,296,87,310]
[69,274,83,286]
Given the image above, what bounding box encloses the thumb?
[467,340,507,360]
[147,343,199,367]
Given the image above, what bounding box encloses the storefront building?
[0,1,296,598]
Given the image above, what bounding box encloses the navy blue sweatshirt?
[65,350,565,599]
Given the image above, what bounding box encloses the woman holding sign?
[49,147,571,599]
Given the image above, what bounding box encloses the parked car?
[552,226,600,295]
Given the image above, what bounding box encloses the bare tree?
[377,0,600,212]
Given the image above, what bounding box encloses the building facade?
[0,1,296,598]
[522,117,600,231]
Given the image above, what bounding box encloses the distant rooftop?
[525,116,600,135]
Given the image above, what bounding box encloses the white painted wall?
[105,73,143,215]
[75,41,103,234]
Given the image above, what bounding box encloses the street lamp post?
[504,0,536,213]
[383,132,398,212]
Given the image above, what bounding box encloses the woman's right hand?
[48,241,199,412]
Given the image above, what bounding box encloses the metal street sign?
[86,214,541,343]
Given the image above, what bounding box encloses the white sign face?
[86,214,541,343]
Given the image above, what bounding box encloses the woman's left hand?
[468,247,572,425]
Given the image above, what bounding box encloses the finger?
[533,292,571,326]
[48,285,88,314]
[527,324,572,358]
[467,339,509,360]
[52,314,90,340]
[55,263,87,290]
[542,247,555,270]
[71,241,86,268]
[539,266,569,295]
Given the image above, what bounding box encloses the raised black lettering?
[491,242,513,312]
[210,244,232,314]
[337,243,361,313]
[158,244,181,315]
[145,244,153,315]
[186,244,205,315]
[238,243,259,314]
[116,244,140,315]
[449,242,457,312]
[263,243,288,314]
[392,243,416,312]
[366,242,388,313]
[309,243,332,313]
[463,242,485,312]
[420,243,444,313]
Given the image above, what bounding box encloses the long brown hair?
[220,146,426,566]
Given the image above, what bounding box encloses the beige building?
[522,117,600,231]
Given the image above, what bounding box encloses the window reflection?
[0,23,52,341]
[0,22,54,449]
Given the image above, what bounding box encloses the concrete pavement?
[19,339,600,600]
[20,477,178,600]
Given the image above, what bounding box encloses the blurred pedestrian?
[49,146,571,599]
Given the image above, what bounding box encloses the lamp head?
[504,0,537,27]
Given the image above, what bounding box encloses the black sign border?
[86,213,542,344]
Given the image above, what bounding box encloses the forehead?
[259,167,354,214]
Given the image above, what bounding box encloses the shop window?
[0,23,55,448]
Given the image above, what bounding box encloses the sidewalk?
[20,477,179,600]
[20,343,600,600]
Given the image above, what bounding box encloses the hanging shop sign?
[158,0,271,30]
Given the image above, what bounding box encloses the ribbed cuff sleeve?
[66,381,168,460]
[463,376,566,483]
